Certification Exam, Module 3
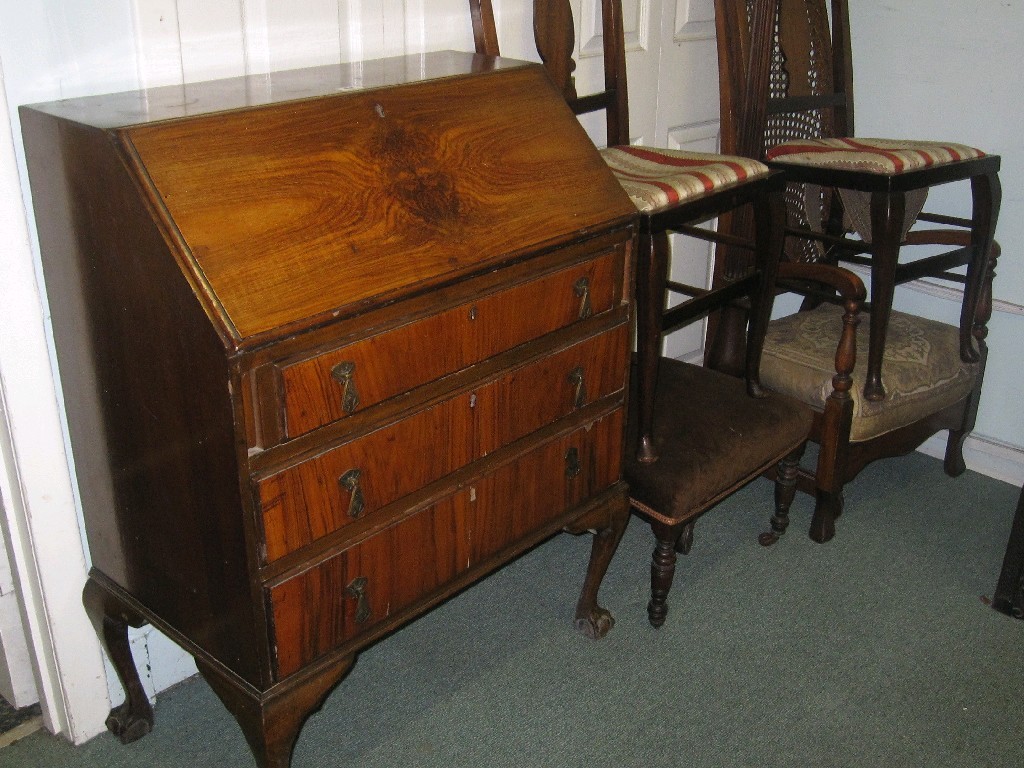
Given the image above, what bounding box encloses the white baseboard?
[917,432,1024,488]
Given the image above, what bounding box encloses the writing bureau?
[21,50,636,767]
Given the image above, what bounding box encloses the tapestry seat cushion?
[625,357,811,527]
[760,304,978,443]
[601,146,770,215]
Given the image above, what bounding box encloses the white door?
[505,0,722,361]
[654,0,723,360]
[0,506,37,708]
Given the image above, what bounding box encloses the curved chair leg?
[863,189,905,402]
[82,577,154,744]
[809,489,841,543]
[198,657,354,768]
[567,492,631,639]
[944,429,970,478]
[634,230,671,464]
[759,444,805,547]
[947,232,998,478]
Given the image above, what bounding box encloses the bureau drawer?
[273,249,622,439]
[257,325,628,562]
[267,408,623,679]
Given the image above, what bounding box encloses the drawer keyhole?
[574,277,592,320]
[565,446,581,479]
[330,361,360,414]
[345,576,371,624]
[338,468,365,519]
[568,366,587,409]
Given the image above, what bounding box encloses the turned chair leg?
[759,445,805,547]
[82,577,154,744]
[647,521,692,628]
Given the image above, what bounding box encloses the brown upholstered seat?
[626,359,812,524]
[624,355,812,627]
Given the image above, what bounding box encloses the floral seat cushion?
[601,146,770,214]
[760,304,978,442]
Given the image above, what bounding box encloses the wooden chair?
[471,0,822,626]
[713,0,1002,544]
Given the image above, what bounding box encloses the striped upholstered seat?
[767,138,987,242]
[601,146,771,214]
[766,137,985,176]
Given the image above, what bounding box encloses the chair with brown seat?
[470,0,827,626]
[713,0,1002,544]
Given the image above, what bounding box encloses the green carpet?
[3,451,1021,767]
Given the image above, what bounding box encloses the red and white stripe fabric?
[600,145,770,214]
[767,137,985,175]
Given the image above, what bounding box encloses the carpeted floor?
[1,450,1021,767]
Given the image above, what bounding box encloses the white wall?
[0,0,1019,747]
[850,2,1024,474]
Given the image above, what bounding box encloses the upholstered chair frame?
[713,0,1002,542]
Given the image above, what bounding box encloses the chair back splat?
[714,0,1002,544]
[470,0,823,627]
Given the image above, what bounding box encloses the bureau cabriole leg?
[197,656,354,768]
[81,577,155,743]
[565,493,630,639]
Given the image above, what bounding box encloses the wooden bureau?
[21,51,636,767]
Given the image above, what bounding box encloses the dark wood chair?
[471,0,823,626]
[713,0,1003,545]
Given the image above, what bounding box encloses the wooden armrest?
[777,262,867,303]
[775,262,864,388]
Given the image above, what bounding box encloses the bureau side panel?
[21,109,265,687]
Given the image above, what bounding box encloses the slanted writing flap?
[123,60,632,344]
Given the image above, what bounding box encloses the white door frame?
[0,57,111,742]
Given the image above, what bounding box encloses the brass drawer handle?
[574,276,592,320]
[338,468,365,519]
[330,361,360,413]
[565,446,581,479]
[567,365,587,409]
[345,576,371,624]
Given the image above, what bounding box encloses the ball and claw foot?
[758,530,781,547]
[575,607,615,639]
[106,701,153,744]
